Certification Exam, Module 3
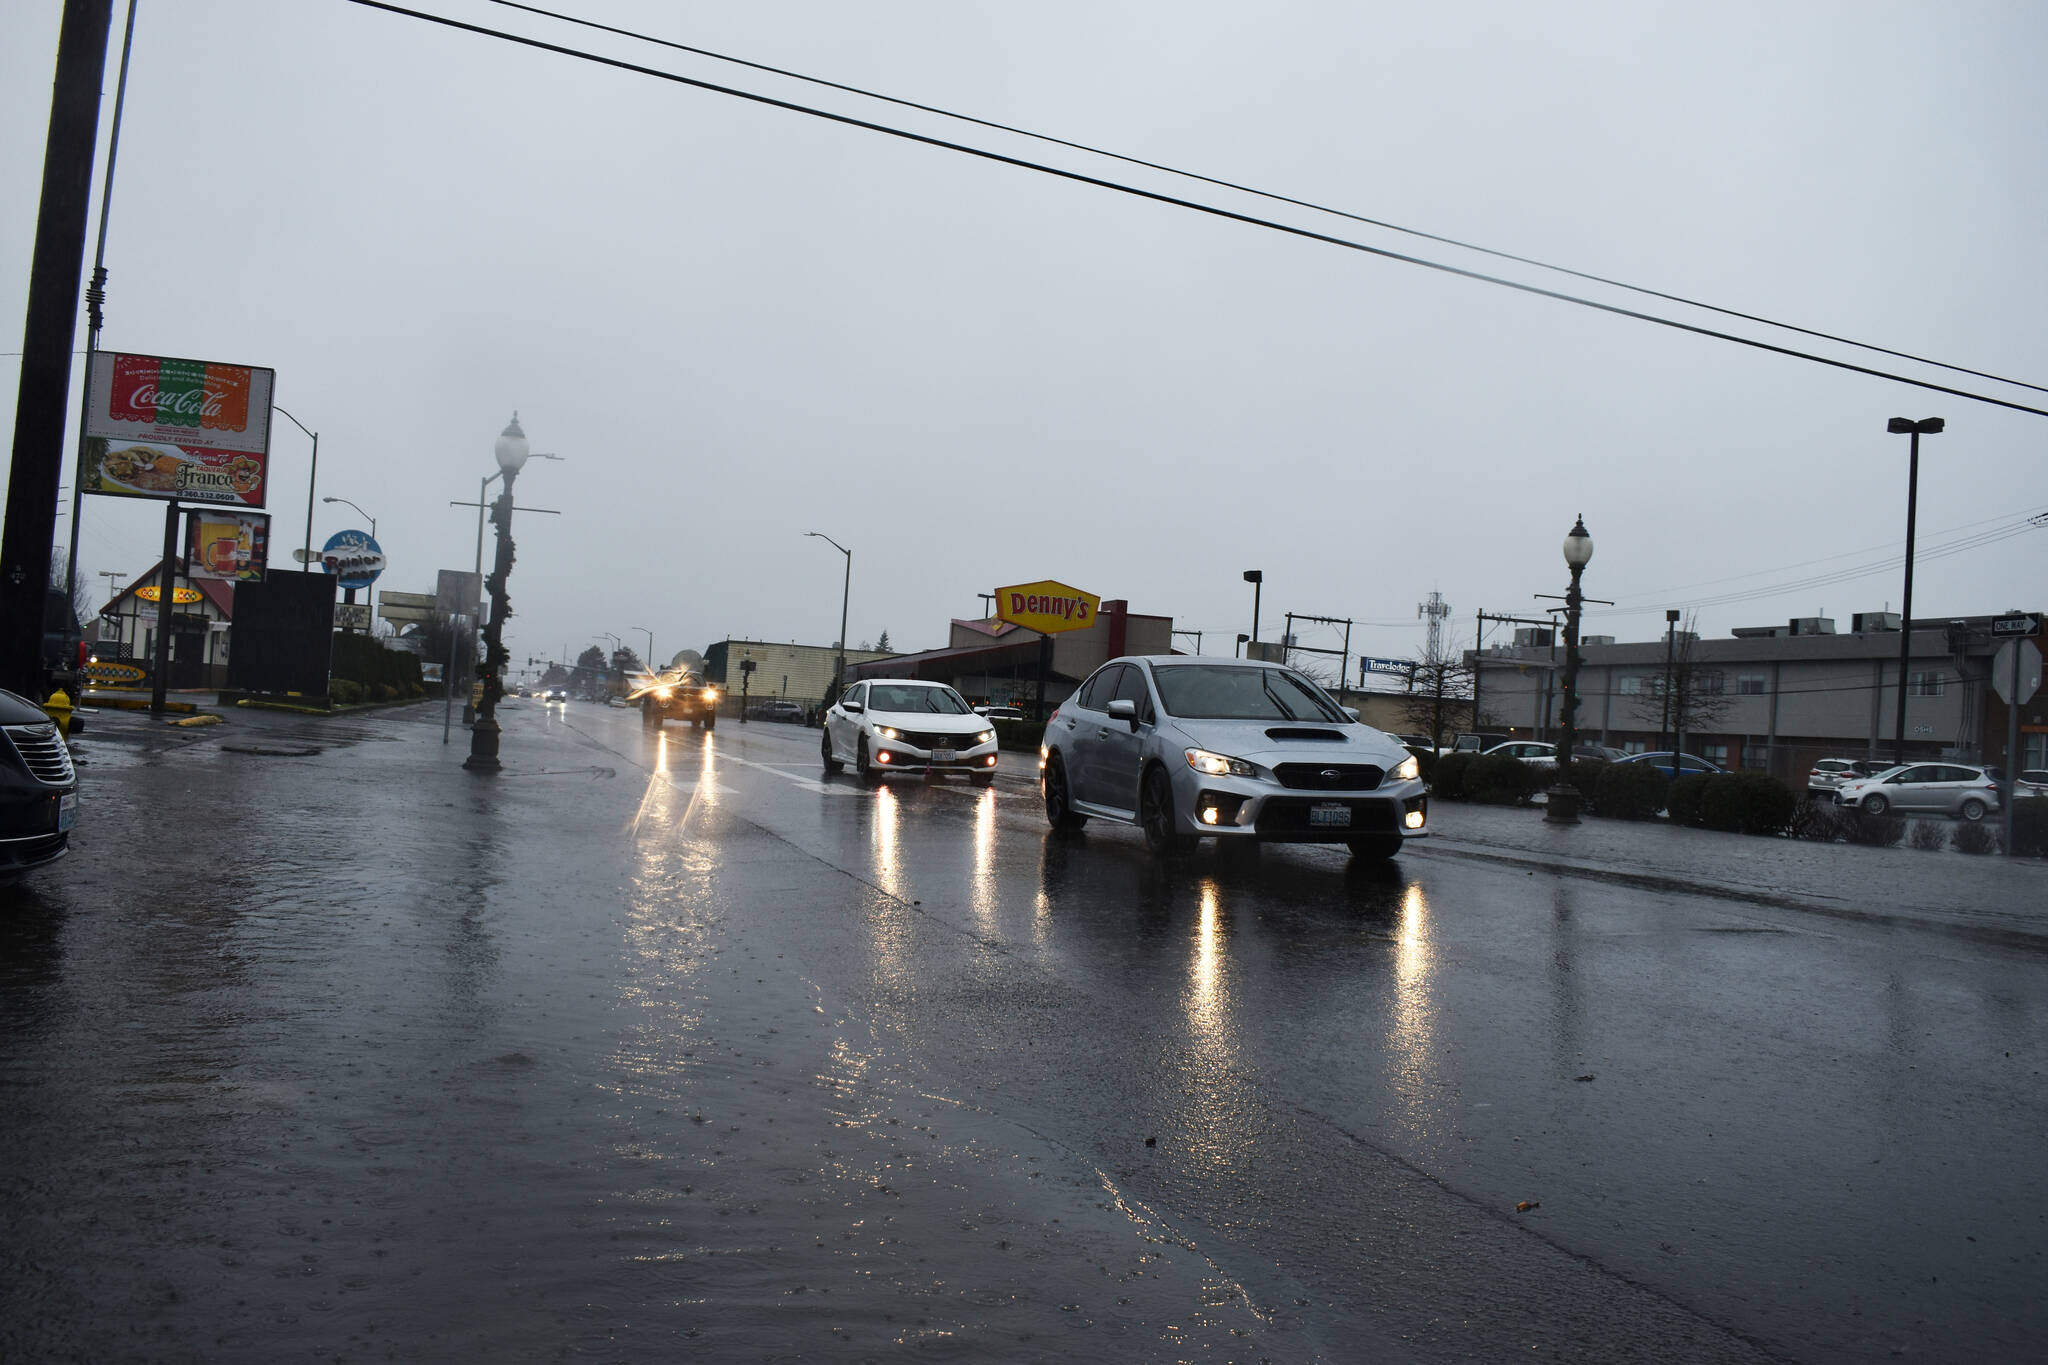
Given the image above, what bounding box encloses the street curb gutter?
[1414,839,2048,955]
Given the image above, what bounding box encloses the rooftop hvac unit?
[1852,612,1901,633]
[1581,635,1616,646]
[1513,627,1555,647]
[1788,617,1837,636]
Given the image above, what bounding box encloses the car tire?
[1140,767,1196,857]
[1043,753,1086,830]
[972,771,995,788]
[1347,834,1403,860]
[642,701,661,731]
[857,736,882,787]
[1862,794,1888,816]
[1959,798,1987,822]
[821,729,843,775]
[703,711,716,732]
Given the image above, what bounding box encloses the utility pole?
[1,0,114,696]
[1475,611,1566,737]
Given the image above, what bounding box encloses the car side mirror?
[843,701,863,714]
[1343,707,1361,721]
[1106,698,1139,729]
[973,705,989,715]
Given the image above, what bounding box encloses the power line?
[482,0,2046,400]
[343,0,2048,420]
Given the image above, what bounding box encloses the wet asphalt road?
[3,699,2044,1363]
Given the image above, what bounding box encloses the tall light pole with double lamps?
[1886,416,1943,767]
[465,415,535,773]
[805,532,851,701]
[1544,516,1595,825]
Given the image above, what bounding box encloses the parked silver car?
[1806,757,1891,798]
[1040,656,1427,859]
[1834,763,2002,820]
[822,679,999,785]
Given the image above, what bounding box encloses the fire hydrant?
[43,689,74,738]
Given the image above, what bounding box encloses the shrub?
[329,632,424,696]
[1907,820,1950,851]
[1698,772,1797,836]
[1560,759,1607,807]
[1841,809,1906,847]
[1595,762,1670,821]
[1412,750,1438,786]
[1951,821,2001,855]
[1789,800,1846,842]
[2014,800,2048,858]
[1432,752,1474,800]
[1667,773,1715,826]
[1465,753,1541,805]
[329,678,365,705]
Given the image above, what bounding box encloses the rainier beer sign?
[994,579,1101,635]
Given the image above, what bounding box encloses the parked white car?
[1834,763,2002,821]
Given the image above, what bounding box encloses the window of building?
[1736,675,1766,695]
[2026,733,2046,769]
[1618,676,1643,696]
[1698,741,1730,766]
[1907,671,1946,697]
[1745,741,1771,767]
[1622,739,1646,754]
[1698,672,1726,696]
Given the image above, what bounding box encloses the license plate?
[57,792,77,832]
[1309,801,1350,827]
[931,748,956,763]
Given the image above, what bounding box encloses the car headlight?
[1185,747,1254,778]
[654,686,673,700]
[703,688,718,701]
[1393,754,1420,782]
[975,730,995,745]
[877,726,901,740]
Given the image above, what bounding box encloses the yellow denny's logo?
[84,661,146,685]
[995,579,1100,635]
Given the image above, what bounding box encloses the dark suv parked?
[0,687,77,876]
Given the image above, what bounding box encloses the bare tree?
[1398,639,1473,749]
[1630,611,1734,752]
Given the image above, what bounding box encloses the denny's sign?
[995,579,1101,635]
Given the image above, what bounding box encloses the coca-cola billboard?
[80,351,275,507]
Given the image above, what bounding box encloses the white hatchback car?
[822,679,1000,786]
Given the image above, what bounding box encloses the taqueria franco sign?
[994,579,1101,635]
[80,351,275,507]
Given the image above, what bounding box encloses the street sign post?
[1992,636,2041,860]
[1990,613,2040,638]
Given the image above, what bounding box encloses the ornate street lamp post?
[465,414,532,772]
[1544,516,1594,825]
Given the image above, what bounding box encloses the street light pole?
[1545,516,1594,825]
[1887,417,1943,767]
[273,405,319,563]
[805,532,851,700]
[321,495,375,537]
[1243,570,1263,653]
[633,625,654,673]
[466,415,535,773]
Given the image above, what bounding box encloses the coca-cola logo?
[120,384,234,420]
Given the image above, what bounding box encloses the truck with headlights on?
[639,667,720,731]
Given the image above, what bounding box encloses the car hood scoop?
[1264,727,1349,742]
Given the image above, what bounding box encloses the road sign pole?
[2005,640,2021,857]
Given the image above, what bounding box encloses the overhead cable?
[343,0,2048,420]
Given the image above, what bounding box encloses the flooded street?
[3,700,2043,1362]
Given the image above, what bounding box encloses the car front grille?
[4,723,74,786]
[891,730,984,751]
[1273,762,1385,791]
[1256,797,1399,837]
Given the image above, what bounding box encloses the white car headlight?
[1185,748,1254,778]
[1392,754,1420,782]
[975,730,995,745]
[877,726,901,740]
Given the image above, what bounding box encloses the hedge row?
[331,633,424,695]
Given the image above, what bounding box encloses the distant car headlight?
[1185,747,1254,778]
[1393,754,1420,782]
[877,726,901,740]
[975,730,995,745]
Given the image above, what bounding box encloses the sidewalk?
[1420,799,2046,949]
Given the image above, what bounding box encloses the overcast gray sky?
[6,0,2044,676]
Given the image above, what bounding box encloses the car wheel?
[1140,767,1196,857]
[1347,834,1403,860]
[821,729,843,775]
[1862,794,1888,816]
[641,701,660,731]
[703,711,716,732]
[1043,754,1086,830]
[1959,798,1987,822]
[972,771,995,788]
[857,736,882,787]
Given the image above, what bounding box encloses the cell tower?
[1419,591,1450,659]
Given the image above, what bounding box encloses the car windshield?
[1151,665,1346,722]
[866,684,971,715]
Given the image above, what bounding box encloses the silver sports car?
[1040,656,1428,858]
